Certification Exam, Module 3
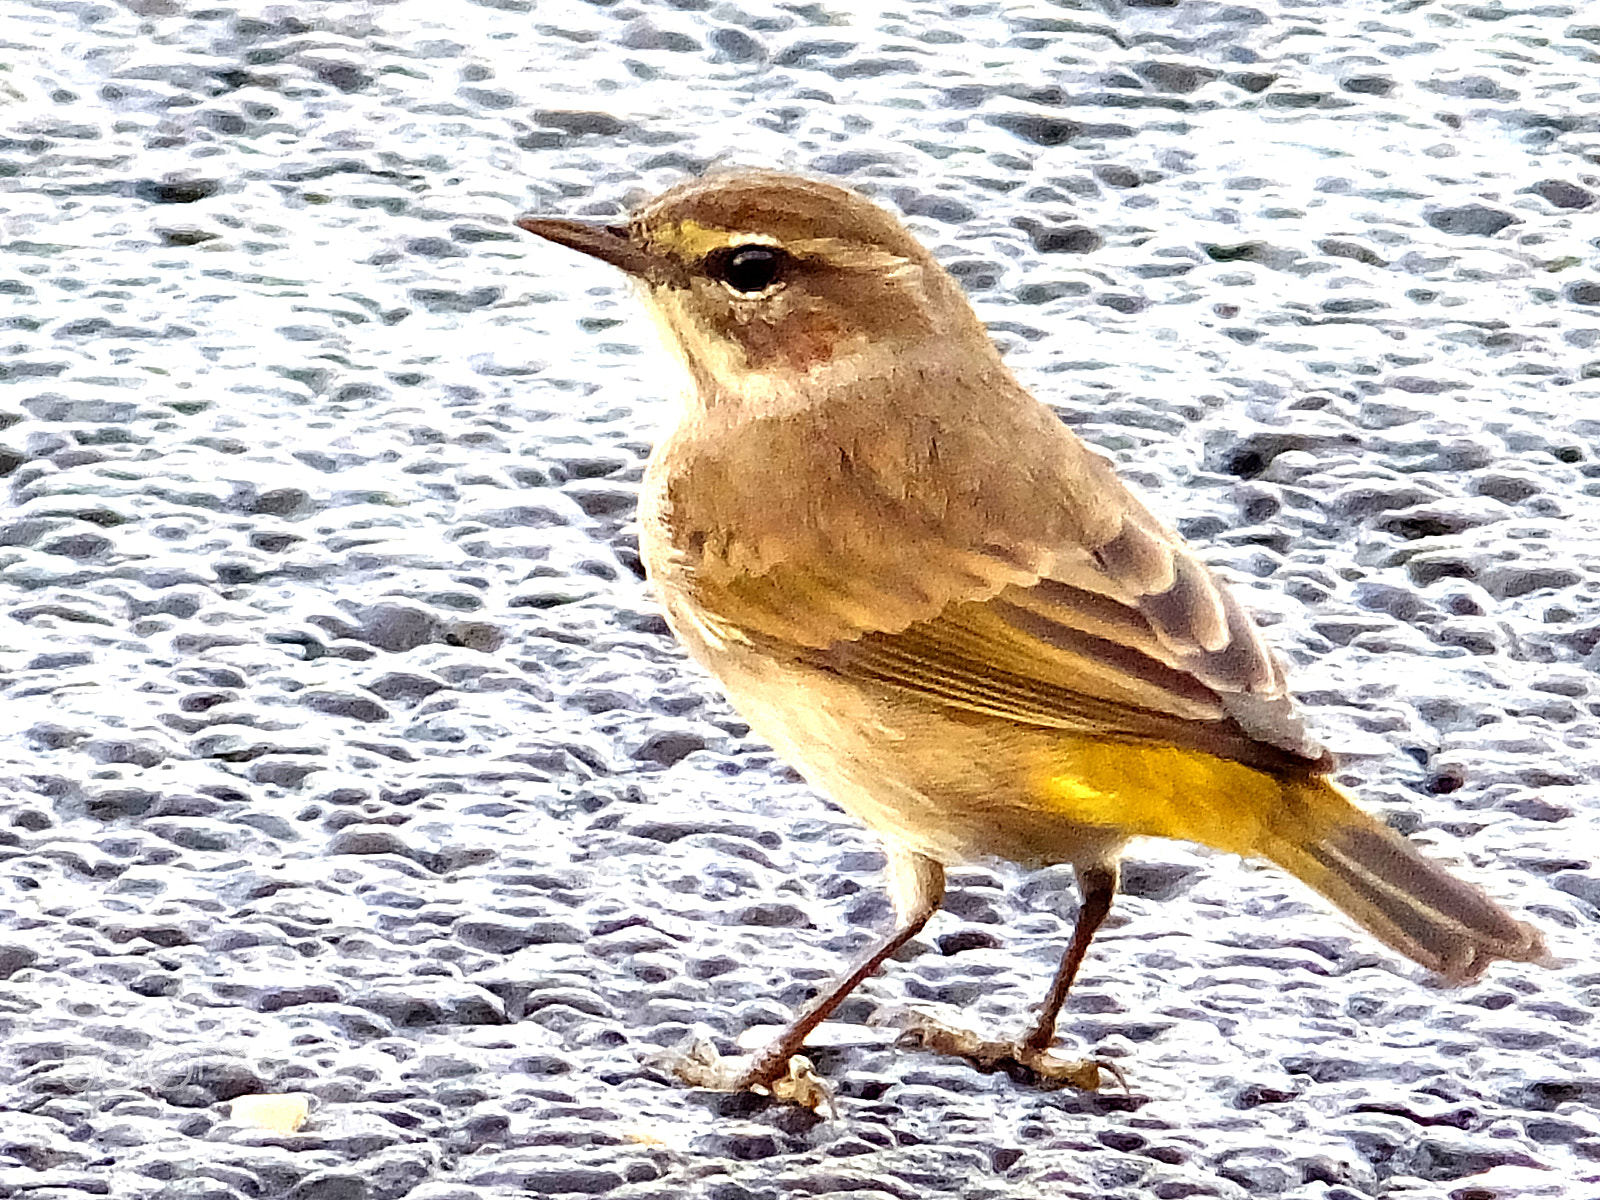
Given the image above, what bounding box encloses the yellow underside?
[1037,739,1337,861]
[1024,735,1541,984]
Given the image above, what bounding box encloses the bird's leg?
[897,860,1125,1091]
[736,851,945,1090]
[676,851,945,1096]
[1023,861,1118,1052]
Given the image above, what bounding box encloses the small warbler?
[517,171,1547,1093]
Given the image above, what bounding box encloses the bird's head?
[517,171,992,411]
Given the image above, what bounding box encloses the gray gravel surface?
[2,0,1599,1197]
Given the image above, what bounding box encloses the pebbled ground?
[0,1,1597,1198]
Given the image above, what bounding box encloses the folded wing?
[665,382,1326,774]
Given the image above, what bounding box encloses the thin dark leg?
[737,853,945,1089]
[1022,861,1118,1054]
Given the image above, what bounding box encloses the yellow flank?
[1039,740,1297,860]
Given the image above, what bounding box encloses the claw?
[894,1012,1129,1093]
[668,1036,748,1091]
[667,1038,836,1114]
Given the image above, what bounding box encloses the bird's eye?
[707,245,786,295]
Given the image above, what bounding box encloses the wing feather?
[651,372,1328,773]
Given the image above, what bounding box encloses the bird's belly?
[705,650,1129,870]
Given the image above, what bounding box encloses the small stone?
[327,826,419,860]
[455,920,543,954]
[709,26,765,62]
[1409,1133,1538,1181]
[0,943,40,978]
[363,671,448,701]
[288,1170,370,1200]
[1565,281,1600,306]
[1524,179,1594,209]
[22,393,139,423]
[406,286,504,313]
[989,110,1082,146]
[82,736,171,768]
[350,980,507,1027]
[350,602,443,652]
[246,758,324,787]
[1340,74,1393,96]
[145,818,246,853]
[1478,563,1582,600]
[563,480,637,518]
[191,729,278,761]
[301,690,391,722]
[154,1056,270,1107]
[1425,204,1519,237]
[82,785,158,820]
[26,651,96,670]
[27,722,91,750]
[39,529,114,558]
[632,727,708,767]
[468,1167,624,1194]
[1373,499,1510,539]
[1358,399,1429,428]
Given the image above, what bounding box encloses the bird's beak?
[515,216,685,286]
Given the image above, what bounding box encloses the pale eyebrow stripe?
[655,223,912,274]
[657,220,780,258]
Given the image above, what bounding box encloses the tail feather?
[1261,778,1547,983]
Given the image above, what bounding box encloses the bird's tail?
[1258,774,1548,983]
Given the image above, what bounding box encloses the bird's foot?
[667,1037,834,1113]
[891,1012,1128,1092]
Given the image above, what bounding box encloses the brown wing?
[806,572,1327,775]
[653,372,1326,774]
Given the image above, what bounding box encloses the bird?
[515,170,1549,1094]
